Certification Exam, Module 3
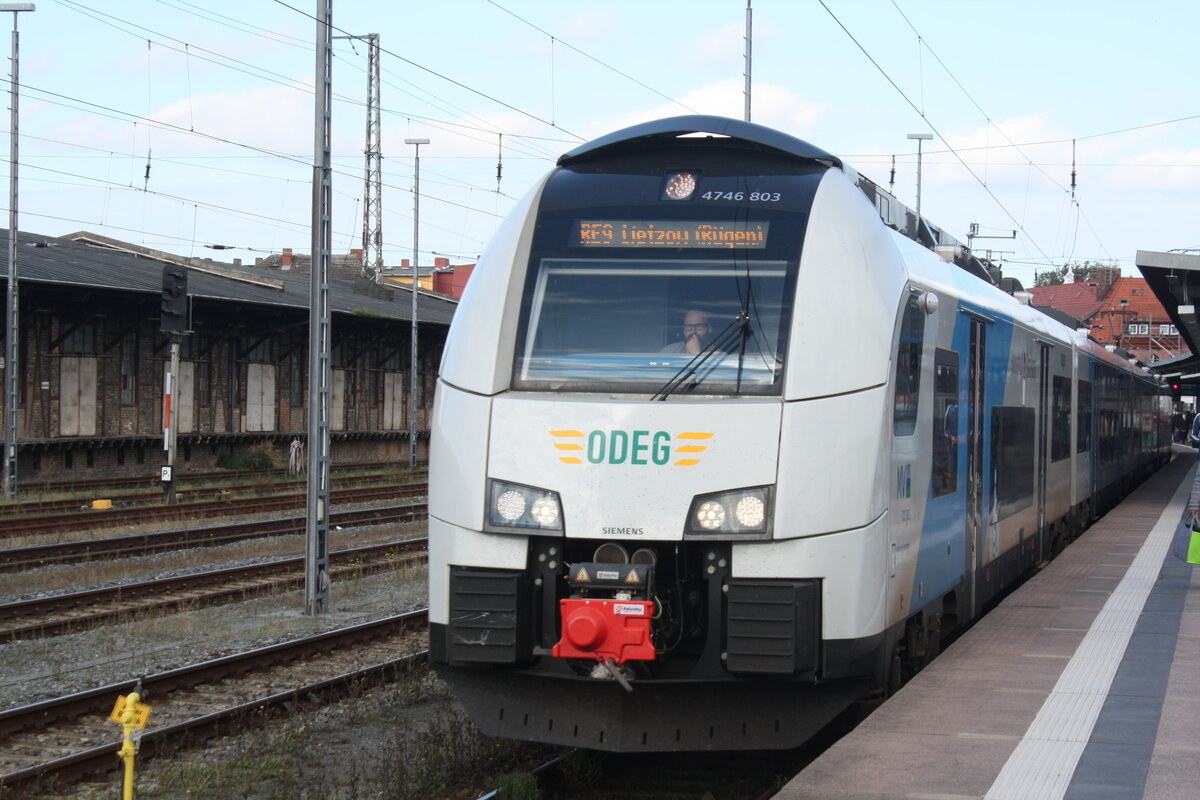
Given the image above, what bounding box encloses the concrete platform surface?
[778,452,1200,800]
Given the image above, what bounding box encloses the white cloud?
[595,79,826,140]
[150,80,316,157]
[1102,148,1200,192]
[691,22,747,71]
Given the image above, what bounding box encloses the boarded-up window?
[382,372,405,430]
[60,356,97,436]
[245,363,276,432]
[331,369,346,431]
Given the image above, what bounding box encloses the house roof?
[1029,283,1105,321]
[0,229,457,327]
[1095,277,1171,322]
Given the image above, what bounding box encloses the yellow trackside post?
[109,691,151,800]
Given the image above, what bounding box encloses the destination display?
[573,220,769,249]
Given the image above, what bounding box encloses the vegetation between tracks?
[109,667,559,800]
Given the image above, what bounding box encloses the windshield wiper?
[650,311,749,401]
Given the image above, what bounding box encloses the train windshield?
[513,257,790,395]
[511,149,819,396]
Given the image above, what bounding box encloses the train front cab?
[429,124,914,751]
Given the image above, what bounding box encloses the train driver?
[660,309,713,355]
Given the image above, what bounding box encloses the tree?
[1034,265,1070,286]
[1034,260,1119,287]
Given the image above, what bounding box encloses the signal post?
[160,266,188,505]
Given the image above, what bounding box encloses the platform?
[779,448,1200,800]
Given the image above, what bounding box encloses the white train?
[427,116,1170,751]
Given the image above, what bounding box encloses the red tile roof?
[1029,283,1103,322]
[1030,277,1178,350]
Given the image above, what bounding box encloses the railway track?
[0,472,401,518]
[0,500,427,571]
[10,461,407,496]
[0,610,430,800]
[0,481,426,540]
[0,537,429,640]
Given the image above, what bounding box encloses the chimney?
[281,248,293,269]
[435,257,449,269]
[233,258,242,266]
[351,248,364,262]
[401,258,410,268]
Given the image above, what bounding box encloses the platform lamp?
[404,137,429,468]
[2,3,33,500]
[907,132,933,222]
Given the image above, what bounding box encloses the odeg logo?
[549,429,713,467]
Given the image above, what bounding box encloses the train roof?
[557,115,844,169]
[894,231,1158,377]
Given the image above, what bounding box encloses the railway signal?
[160,266,189,333]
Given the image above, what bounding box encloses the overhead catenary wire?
[818,0,1059,270]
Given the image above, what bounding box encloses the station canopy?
[1137,250,1200,385]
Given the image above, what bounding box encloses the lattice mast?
[361,33,383,281]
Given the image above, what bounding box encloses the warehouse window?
[59,322,95,355]
[290,349,304,406]
[120,333,137,405]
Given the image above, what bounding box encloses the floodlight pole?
[404,138,428,468]
[907,132,933,221]
[2,3,32,500]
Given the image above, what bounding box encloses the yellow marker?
[110,692,152,800]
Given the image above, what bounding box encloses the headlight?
[486,479,563,532]
[685,486,772,538]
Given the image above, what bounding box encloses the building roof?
[0,229,457,326]
[1095,277,1171,322]
[1029,283,1105,322]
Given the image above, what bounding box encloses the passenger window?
[931,350,958,497]
[991,406,1035,519]
[1077,380,1092,452]
[893,293,924,436]
[1052,376,1071,462]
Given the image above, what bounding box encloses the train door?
[1036,344,1050,564]
[966,319,986,619]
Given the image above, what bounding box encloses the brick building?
[1030,269,1186,364]
[0,229,455,482]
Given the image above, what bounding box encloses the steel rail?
[0,537,428,639]
[0,481,426,539]
[0,500,426,571]
[0,610,430,799]
[0,473,401,517]
[11,461,410,494]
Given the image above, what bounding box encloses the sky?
[3,0,1198,288]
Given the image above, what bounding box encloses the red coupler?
[552,598,656,664]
